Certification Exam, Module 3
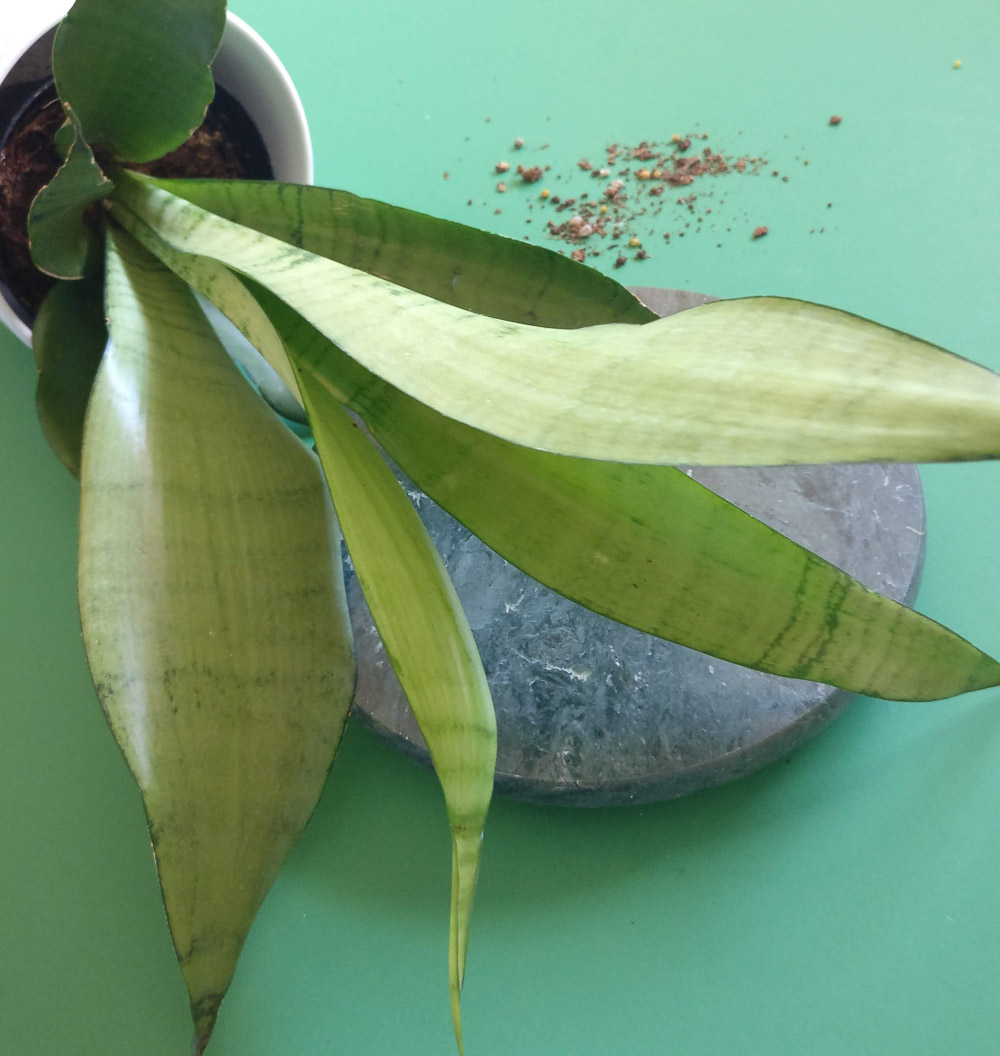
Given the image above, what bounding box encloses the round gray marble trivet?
[347,288,926,807]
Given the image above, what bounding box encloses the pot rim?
[0,7,313,346]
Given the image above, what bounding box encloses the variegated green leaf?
[297,373,495,1055]
[274,300,1000,702]
[112,175,1000,467]
[134,175,657,327]
[111,198,1000,702]
[82,226,355,1052]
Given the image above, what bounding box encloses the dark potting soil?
[0,81,273,323]
[0,86,63,320]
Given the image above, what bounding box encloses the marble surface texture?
[348,289,926,806]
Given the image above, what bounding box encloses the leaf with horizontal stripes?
[108,202,1000,702]
[297,371,495,1056]
[134,175,658,327]
[82,226,355,1052]
[111,174,1000,467]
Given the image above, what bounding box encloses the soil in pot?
[0,81,273,325]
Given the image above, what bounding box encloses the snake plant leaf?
[31,275,106,476]
[99,205,309,430]
[82,226,355,1052]
[118,184,495,1053]
[112,176,1000,467]
[107,204,303,402]
[52,0,225,163]
[27,112,112,278]
[271,300,1000,702]
[108,200,1000,702]
[134,175,657,327]
[297,374,496,1055]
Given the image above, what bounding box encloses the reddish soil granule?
[476,132,768,267]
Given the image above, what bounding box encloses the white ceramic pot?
[0,3,313,345]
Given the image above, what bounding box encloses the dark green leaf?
[53,118,74,158]
[32,276,107,476]
[53,0,225,163]
[83,226,355,1051]
[27,113,111,278]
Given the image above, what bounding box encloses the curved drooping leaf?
[276,301,1000,702]
[137,176,657,326]
[298,375,495,1055]
[110,198,1000,702]
[82,227,355,1052]
[53,0,225,163]
[27,113,112,278]
[112,176,1000,467]
[32,276,106,476]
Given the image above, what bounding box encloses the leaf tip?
[449,949,467,1056]
[190,991,225,1054]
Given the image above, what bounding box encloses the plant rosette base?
[0,6,312,345]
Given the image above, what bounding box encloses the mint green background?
[3,1,1000,1053]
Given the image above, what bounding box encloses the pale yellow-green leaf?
[111,175,1000,467]
[81,226,355,1051]
[109,206,1000,702]
[296,373,495,1055]
[132,175,657,328]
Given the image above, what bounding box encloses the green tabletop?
[3,1,1000,1053]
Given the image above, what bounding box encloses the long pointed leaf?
[136,176,657,327]
[117,188,497,1050]
[278,302,1000,702]
[296,372,495,1054]
[112,175,1000,467]
[82,226,355,1051]
[110,205,1000,702]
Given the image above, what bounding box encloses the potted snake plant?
[2,0,1000,1052]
